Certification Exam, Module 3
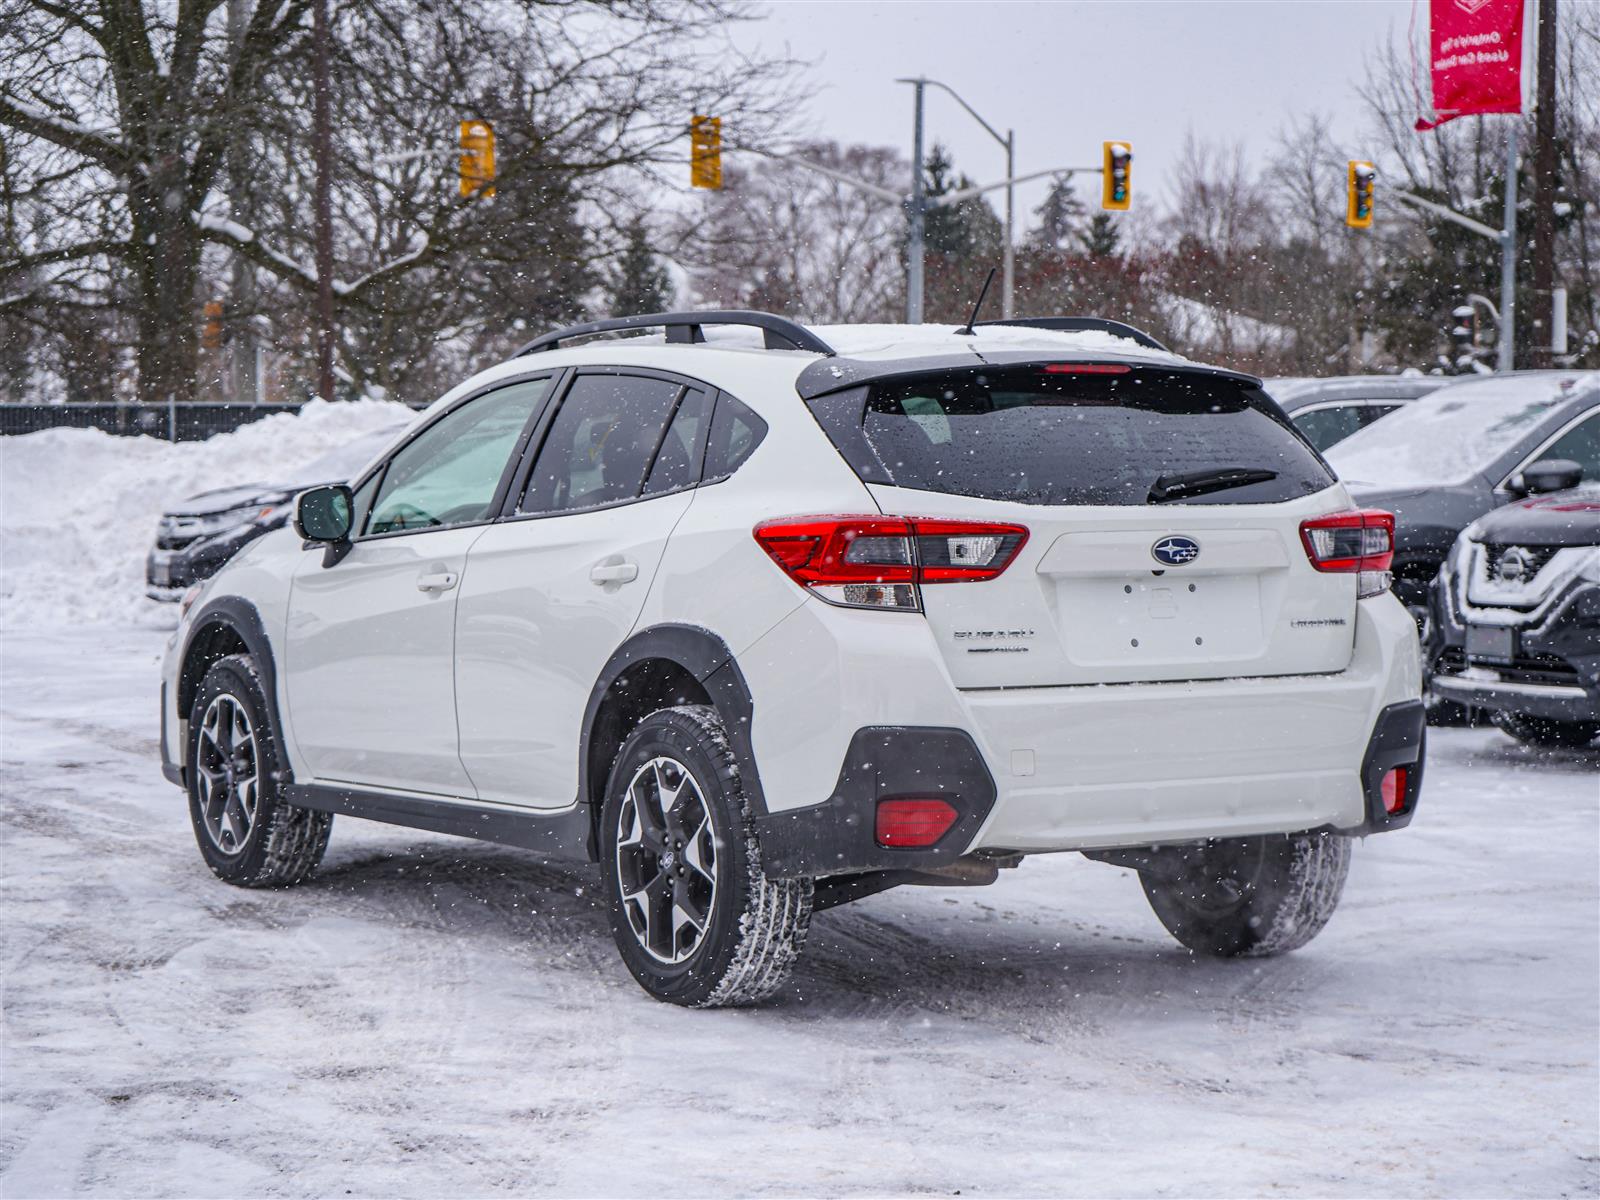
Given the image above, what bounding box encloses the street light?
[897,77,1016,322]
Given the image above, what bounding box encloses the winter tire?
[1140,832,1351,957]
[187,654,332,887]
[599,704,812,1007]
[1492,711,1600,749]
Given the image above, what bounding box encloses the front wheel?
[599,705,812,1007]
[1140,832,1351,957]
[187,654,332,887]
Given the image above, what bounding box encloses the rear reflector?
[1380,767,1408,815]
[1041,362,1131,375]
[875,798,959,848]
[1300,509,1395,598]
[754,516,1028,610]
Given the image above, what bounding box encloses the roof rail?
[977,317,1170,353]
[513,309,835,357]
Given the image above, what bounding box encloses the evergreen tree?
[1031,175,1088,250]
[608,220,673,317]
[1080,212,1122,259]
[922,144,1002,258]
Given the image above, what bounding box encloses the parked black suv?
[146,423,407,599]
[1428,471,1600,748]
[1326,371,1600,616]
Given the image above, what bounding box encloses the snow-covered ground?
[2,622,1596,1197]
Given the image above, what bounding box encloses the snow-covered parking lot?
[2,622,1596,1198]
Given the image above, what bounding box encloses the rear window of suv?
[816,365,1335,507]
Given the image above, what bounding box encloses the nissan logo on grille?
[1151,535,1201,566]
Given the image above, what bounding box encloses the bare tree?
[683,140,908,324]
[1,0,798,405]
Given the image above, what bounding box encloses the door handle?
[416,571,459,593]
[589,560,639,585]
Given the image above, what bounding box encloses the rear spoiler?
[794,352,1264,401]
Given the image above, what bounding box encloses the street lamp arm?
[899,77,1009,151]
[1392,189,1504,241]
[930,167,1095,207]
[728,144,907,204]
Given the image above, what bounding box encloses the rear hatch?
[808,361,1359,688]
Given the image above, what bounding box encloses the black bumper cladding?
[753,727,997,879]
[1351,699,1427,834]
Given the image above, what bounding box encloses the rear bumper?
[741,591,1423,875]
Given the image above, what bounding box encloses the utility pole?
[906,79,926,325]
[226,0,258,404]
[1529,0,1558,369]
[1498,122,1519,373]
[312,0,335,401]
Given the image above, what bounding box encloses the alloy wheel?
[195,693,260,856]
[615,756,719,963]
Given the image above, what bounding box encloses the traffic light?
[1347,160,1374,229]
[1450,304,1478,372]
[690,115,722,190]
[201,300,224,351]
[459,120,495,198]
[1101,141,1131,211]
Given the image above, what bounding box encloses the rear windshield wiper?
[1147,467,1278,504]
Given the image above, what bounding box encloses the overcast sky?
[728,0,1418,230]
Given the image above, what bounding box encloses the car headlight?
[188,497,291,539]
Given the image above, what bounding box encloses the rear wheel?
[1140,832,1350,957]
[599,705,812,1007]
[187,654,332,887]
[1493,711,1600,749]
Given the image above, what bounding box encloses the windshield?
[845,366,1333,507]
[1327,375,1597,488]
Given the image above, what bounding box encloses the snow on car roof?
[1327,370,1600,489]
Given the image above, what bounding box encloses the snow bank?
[0,400,413,630]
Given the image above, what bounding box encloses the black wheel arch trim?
[577,624,765,826]
[171,597,292,789]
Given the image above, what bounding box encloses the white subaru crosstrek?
[159,311,1424,1007]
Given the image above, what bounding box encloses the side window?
[1292,405,1364,452]
[1356,403,1403,428]
[366,379,548,536]
[643,388,712,496]
[1537,412,1600,480]
[702,394,768,483]
[520,374,684,515]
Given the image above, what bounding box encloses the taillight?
[875,798,958,847]
[1300,509,1395,599]
[753,516,1028,611]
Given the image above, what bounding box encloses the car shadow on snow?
[293,833,1321,1022]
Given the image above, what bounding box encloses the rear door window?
[520,374,684,515]
[848,366,1334,506]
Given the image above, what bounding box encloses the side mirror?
[295,484,354,543]
[1522,458,1583,496]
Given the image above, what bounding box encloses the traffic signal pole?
[1497,123,1519,373]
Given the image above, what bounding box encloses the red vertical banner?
[1416,0,1526,131]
